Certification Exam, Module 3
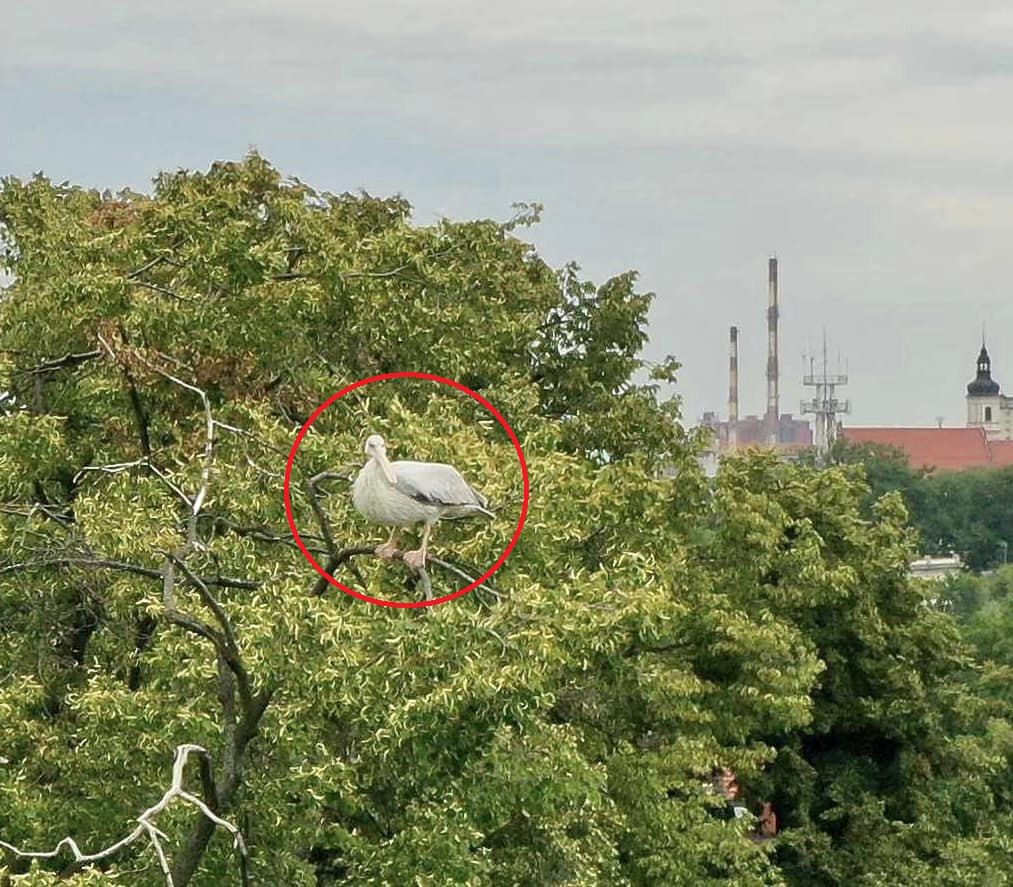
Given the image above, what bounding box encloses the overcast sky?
[5,1,1013,427]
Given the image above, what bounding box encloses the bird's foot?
[402,549,427,571]
[374,542,401,560]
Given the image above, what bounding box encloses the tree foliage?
[0,156,1009,885]
[833,440,1013,571]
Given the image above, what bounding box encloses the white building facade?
[966,344,1013,441]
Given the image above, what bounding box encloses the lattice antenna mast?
[801,329,851,461]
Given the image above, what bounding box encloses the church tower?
[966,342,1002,434]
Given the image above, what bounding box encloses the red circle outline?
[283,372,530,608]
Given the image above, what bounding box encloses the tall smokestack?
[766,256,780,445]
[728,326,739,448]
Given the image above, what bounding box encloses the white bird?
[352,433,493,569]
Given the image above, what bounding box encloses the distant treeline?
[833,440,1013,571]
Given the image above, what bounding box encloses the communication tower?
[801,333,850,460]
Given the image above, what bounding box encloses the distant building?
[841,426,1013,472]
[909,554,963,581]
[966,343,1013,439]
[701,412,813,450]
[842,342,1013,472]
[697,413,812,477]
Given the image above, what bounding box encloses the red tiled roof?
[989,440,1013,467]
[842,427,993,472]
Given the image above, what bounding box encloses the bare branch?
[480,625,509,654]
[130,279,197,302]
[201,514,329,555]
[161,560,222,648]
[0,555,260,590]
[428,556,503,598]
[165,553,253,710]
[243,453,281,482]
[126,246,182,280]
[313,546,434,601]
[165,554,237,650]
[312,546,380,596]
[97,331,153,459]
[211,418,251,437]
[96,338,216,535]
[0,500,74,527]
[18,350,102,377]
[73,457,191,508]
[306,471,348,558]
[137,360,215,532]
[146,463,194,507]
[0,744,247,886]
[342,262,413,280]
[73,458,148,484]
[270,262,416,282]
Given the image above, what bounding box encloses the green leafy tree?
[0,155,781,885]
[833,440,1013,571]
[704,455,1013,886]
[0,156,1008,886]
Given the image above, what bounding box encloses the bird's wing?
[391,460,489,510]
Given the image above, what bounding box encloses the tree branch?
[0,500,74,527]
[313,546,436,601]
[171,680,271,885]
[201,514,329,555]
[312,546,384,596]
[130,279,197,302]
[126,247,181,281]
[18,350,102,376]
[306,471,351,559]
[312,548,502,602]
[156,553,269,885]
[0,744,247,886]
[97,330,153,459]
[131,357,216,541]
[127,614,159,691]
[428,556,503,599]
[0,555,260,589]
[165,553,254,710]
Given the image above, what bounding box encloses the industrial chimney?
[766,256,780,445]
[728,326,739,448]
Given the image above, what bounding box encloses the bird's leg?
[375,527,401,560]
[403,524,431,571]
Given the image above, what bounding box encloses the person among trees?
[710,767,777,840]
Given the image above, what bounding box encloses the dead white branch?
[0,744,246,886]
[138,360,215,528]
[73,458,149,483]
[95,336,216,538]
[73,456,194,510]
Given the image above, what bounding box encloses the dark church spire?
[968,340,1001,397]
